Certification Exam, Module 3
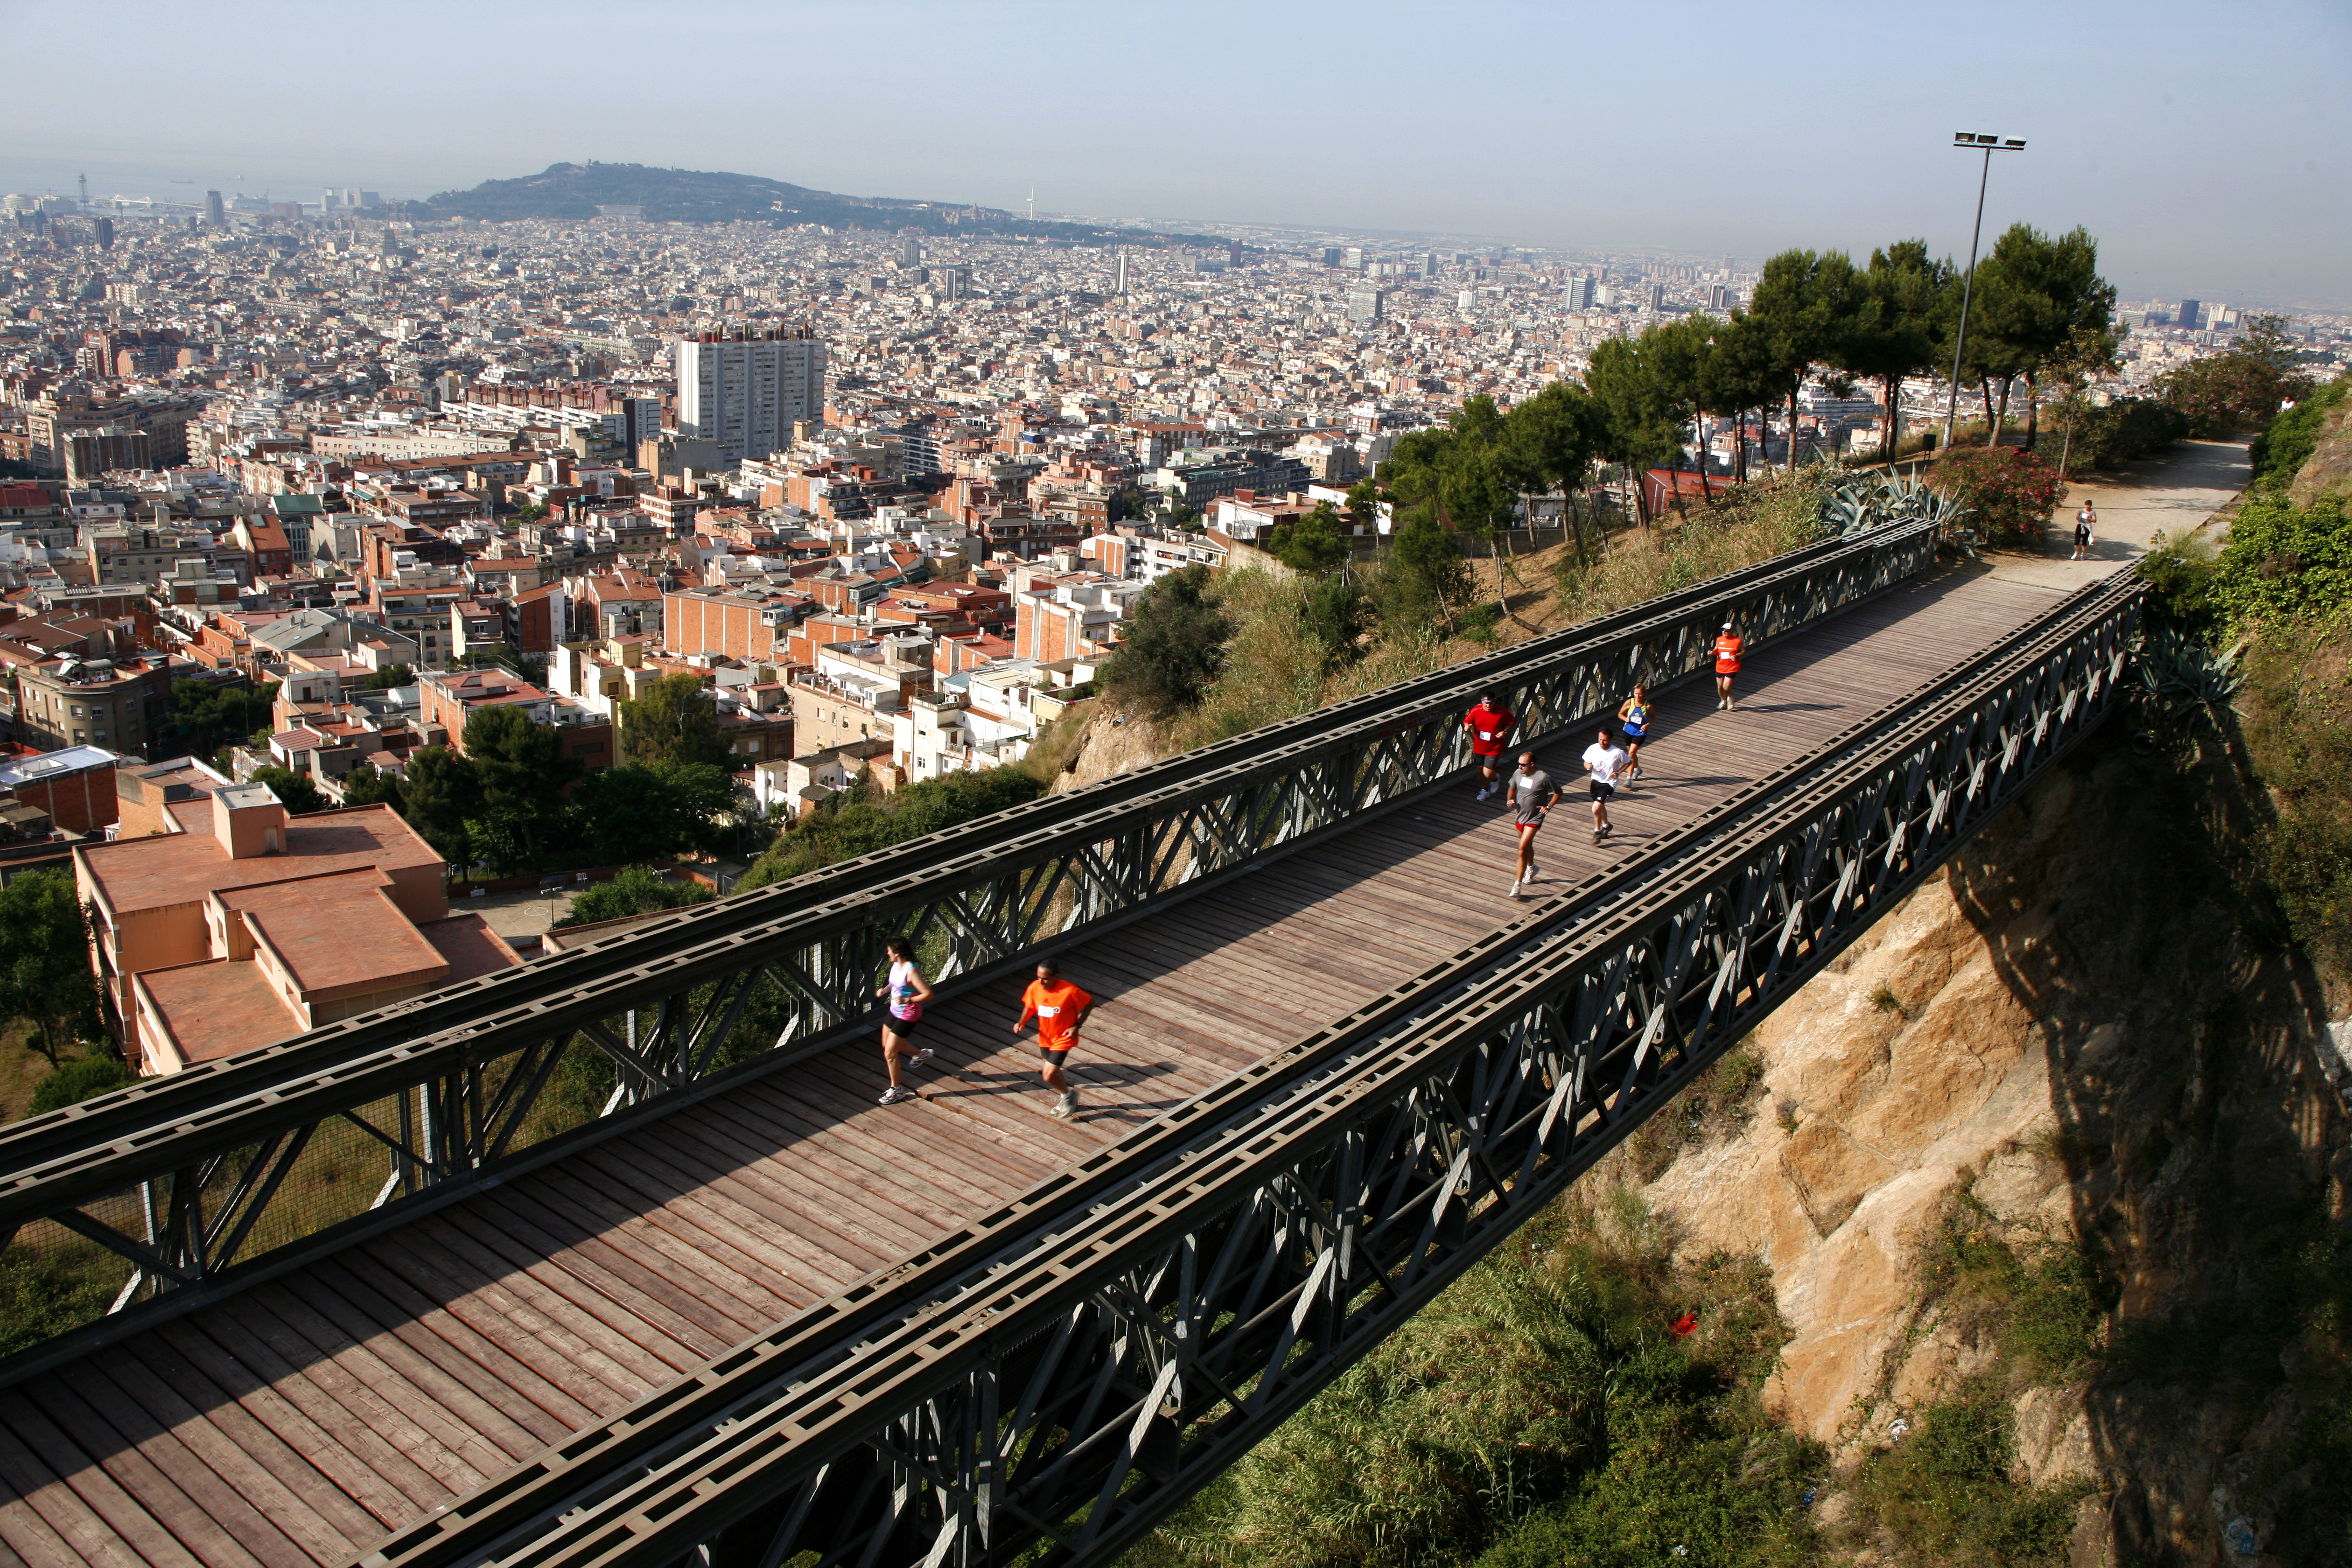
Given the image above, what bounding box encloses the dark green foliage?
[359,663,416,689]
[398,745,482,866]
[2157,313,2318,436]
[1302,576,1371,670]
[618,673,732,768]
[1917,1193,2110,1378]
[1134,1196,1821,1568]
[1929,446,2066,547]
[169,677,277,759]
[246,766,326,815]
[1373,508,1478,636]
[29,1053,131,1115]
[2242,615,2352,971]
[2209,494,2352,627]
[340,763,405,811]
[566,760,733,862]
[464,704,583,857]
[739,767,1044,890]
[1102,565,1232,717]
[1851,1385,2089,1567]
[555,865,715,929]
[2060,397,2189,471]
[1837,241,1954,458]
[0,869,99,1066]
[2250,373,2351,488]
[1265,502,1351,574]
[2136,531,2221,635]
[0,1248,114,1359]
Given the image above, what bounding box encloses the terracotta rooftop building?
[76,783,521,1074]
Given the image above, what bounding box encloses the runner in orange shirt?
[1712,620,1745,711]
[1014,960,1096,1119]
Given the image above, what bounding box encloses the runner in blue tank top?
[1615,683,1653,781]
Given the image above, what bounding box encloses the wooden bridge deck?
[0,567,2070,1567]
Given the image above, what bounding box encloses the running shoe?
[1526,862,1539,882]
[911,1048,936,1066]
[879,1086,917,1105]
[1049,1093,1079,1119]
[1510,879,1524,898]
[1476,785,1492,800]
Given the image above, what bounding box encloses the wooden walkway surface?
[0,567,2069,1566]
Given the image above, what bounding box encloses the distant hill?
[414,162,1222,247]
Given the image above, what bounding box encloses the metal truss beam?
[0,522,1941,1356]
[353,574,2140,1568]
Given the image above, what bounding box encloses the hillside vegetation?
[418,160,1223,245]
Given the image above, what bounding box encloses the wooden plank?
[316,1253,600,1438]
[269,1266,559,1459]
[83,1345,362,1565]
[0,1389,209,1568]
[106,1332,381,1548]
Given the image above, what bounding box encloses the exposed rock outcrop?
[1632,733,2350,1564]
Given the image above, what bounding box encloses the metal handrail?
[360,570,2142,1568]
[0,523,1929,1230]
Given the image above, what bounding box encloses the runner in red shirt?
[1464,693,1516,801]
[1712,621,1745,711]
[1014,960,1096,1119]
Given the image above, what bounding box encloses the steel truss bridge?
[0,524,2140,1568]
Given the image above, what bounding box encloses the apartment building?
[675,330,827,463]
[76,785,519,1073]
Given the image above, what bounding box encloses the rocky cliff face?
[1632,733,2350,1565]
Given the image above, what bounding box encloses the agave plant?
[2133,622,2244,722]
[1818,467,1981,551]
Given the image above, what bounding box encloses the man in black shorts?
[1507,749,1559,898]
[1582,725,1629,844]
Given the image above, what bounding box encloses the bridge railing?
[0,519,1937,1373]
[355,572,2141,1568]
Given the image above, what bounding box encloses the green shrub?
[1929,447,2066,547]
[27,1054,131,1116]
[2250,373,2351,489]
[2062,397,2188,471]
[1102,565,1233,718]
[555,866,715,929]
[1134,1196,1822,1568]
[739,766,1044,890]
[1850,1384,2090,1567]
[0,1248,116,1357]
[2208,493,2352,629]
[1916,1193,2109,1378]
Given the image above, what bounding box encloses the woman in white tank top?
[874,936,936,1105]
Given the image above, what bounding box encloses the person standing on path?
[1014,960,1095,1118]
[1506,750,1560,897]
[2073,498,2097,561]
[1712,620,1745,711]
[1581,727,1629,845]
[1466,692,1517,800]
[1615,684,1653,780]
[874,936,936,1106]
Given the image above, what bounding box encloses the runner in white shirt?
[1582,726,1630,845]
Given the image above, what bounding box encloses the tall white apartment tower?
[1114,251,1130,295]
[675,330,828,463]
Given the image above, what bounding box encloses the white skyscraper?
[1565,275,1595,310]
[675,330,827,463]
[1114,251,1129,296]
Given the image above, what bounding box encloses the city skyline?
[2,0,2346,310]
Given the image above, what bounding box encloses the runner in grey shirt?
[1507,750,1559,898]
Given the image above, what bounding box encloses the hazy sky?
[4,0,2346,308]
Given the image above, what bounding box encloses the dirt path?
[1980,438,2250,590]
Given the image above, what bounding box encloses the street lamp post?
[1941,132,2027,453]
